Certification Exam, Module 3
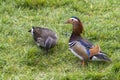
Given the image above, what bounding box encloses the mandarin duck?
[65,16,111,65]
[28,26,58,53]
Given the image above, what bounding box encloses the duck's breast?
[69,41,89,60]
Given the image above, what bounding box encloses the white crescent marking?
[70,18,78,22]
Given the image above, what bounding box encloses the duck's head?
[65,16,81,24]
[28,26,35,35]
[65,16,83,34]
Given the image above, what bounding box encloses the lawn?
[0,0,120,80]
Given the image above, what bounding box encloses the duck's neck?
[69,22,83,42]
[73,21,83,34]
[69,33,82,42]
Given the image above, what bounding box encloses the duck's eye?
[71,19,74,21]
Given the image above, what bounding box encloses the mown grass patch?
[0,0,120,80]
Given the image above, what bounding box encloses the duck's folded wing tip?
[90,53,112,62]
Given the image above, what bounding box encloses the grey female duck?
[65,16,111,65]
[28,26,58,53]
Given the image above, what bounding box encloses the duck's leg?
[45,48,49,54]
[81,60,85,66]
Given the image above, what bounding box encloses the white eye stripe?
[70,18,78,21]
[31,28,34,35]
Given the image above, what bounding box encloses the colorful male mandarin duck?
[65,16,111,65]
[28,26,58,53]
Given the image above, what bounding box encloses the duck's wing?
[69,41,90,60]
[90,52,112,62]
[79,38,94,49]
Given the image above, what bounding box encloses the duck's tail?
[90,51,112,62]
[45,36,57,53]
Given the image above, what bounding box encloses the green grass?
[0,0,120,80]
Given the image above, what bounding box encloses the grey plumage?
[28,26,57,53]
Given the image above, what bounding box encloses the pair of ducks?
[28,16,111,65]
